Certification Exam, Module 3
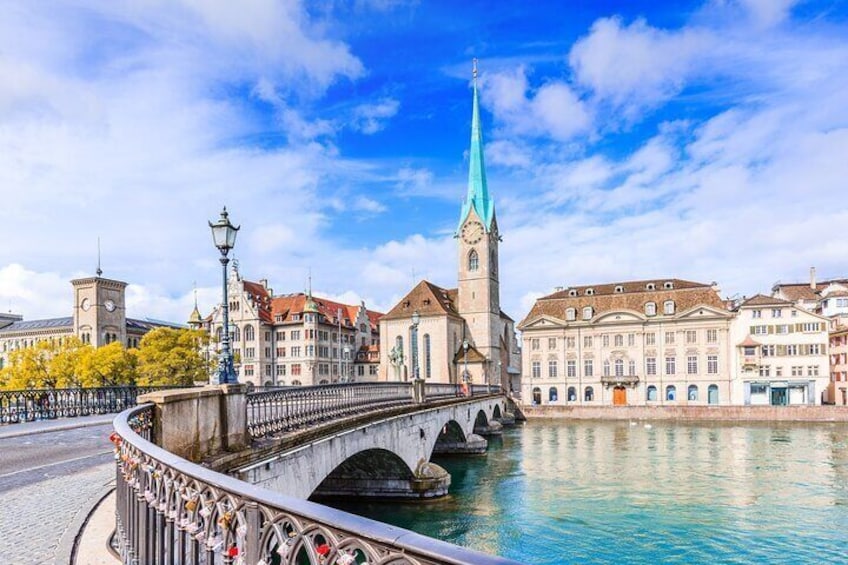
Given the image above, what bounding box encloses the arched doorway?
[613,386,627,406]
[532,387,542,405]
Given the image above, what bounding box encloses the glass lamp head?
[209,207,240,254]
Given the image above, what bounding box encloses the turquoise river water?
[327,420,848,564]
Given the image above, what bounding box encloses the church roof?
[457,63,495,232]
[453,342,487,364]
[382,280,462,321]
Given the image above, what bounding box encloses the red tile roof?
[738,294,794,308]
[267,290,383,331]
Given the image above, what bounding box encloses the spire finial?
[472,57,478,87]
[308,268,313,298]
[193,281,198,308]
[96,237,102,277]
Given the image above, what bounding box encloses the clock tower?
[72,269,128,348]
[457,59,501,378]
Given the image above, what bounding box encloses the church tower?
[71,266,128,348]
[457,59,501,377]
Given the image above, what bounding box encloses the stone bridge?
[234,396,508,499]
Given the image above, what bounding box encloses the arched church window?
[468,249,479,271]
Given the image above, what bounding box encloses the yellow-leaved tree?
[77,342,138,387]
[136,328,211,387]
[0,340,55,389]
[48,337,88,388]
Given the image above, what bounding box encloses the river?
[325,419,848,564]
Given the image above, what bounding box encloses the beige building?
[199,268,382,388]
[379,68,521,389]
[729,294,830,405]
[829,326,848,406]
[0,271,178,369]
[518,279,734,406]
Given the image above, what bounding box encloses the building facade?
[200,270,382,388]
[729,295,830,405]
[518,279,735,406]
[378,65,521,389]
[0,272,178,369]
[829,326,848,406]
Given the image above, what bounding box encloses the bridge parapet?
[112,385,522,565]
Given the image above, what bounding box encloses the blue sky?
[1,0,847,323]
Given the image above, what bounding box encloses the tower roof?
[458,59,495,232]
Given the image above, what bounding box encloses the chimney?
[711,281,721,296]
[554,286,564,292]
[260,278,268,289]
[810,267,816,290]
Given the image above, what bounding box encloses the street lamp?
[209,207,240,385]
[462,338,471,396]
[411,310,420,381]
[343,345,351,382]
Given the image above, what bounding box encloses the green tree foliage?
[136,328,211,386]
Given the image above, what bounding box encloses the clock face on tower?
[105,299,116,312]
[461,220,484,244]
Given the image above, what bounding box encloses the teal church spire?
[458,58,495,232]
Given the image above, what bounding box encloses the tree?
[48,337,88,388]
[136,328,211,387]
[77,342,138,387]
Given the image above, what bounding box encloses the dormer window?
[664,281,674,290]
[646,283,656,291]
[664,300,675,315]
[586,288,595,296]
[568,289,577,297]
[614,286,624,294]
[582,306,593,320]
[645,302,657,316]
[566,308,576,321]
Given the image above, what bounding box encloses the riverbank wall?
[522,405,848,422]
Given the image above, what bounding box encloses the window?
[532,361,541,378]
[568,387,577,401]
[531,338,540,351]
[647,386,658,401]
[808,365,820,377]
[706,329,717,343]
[276,364,286,376]
[707,355,718,374]
[645,302,657,316]
[629,360,636,376]
[245,347,255,359]
[664,281,674,290]
[424,334,431,379]
[646,357,657,376]
[291,364,302,376]
[569,289,577,297]
[584,336,593,348]
[786,344,798,356]
[809,343,821,355]
[666,385,677,401]
[602,335,610,347]
[686,330,697,344]
[584,387,594,401]
[665,332,675,345]
[468,249,479,271]
[791,309,798,317]
[646,333,656,346]
[751,325,768,335]
[708,384,719,404]
[628,334,635,347]
[776,366,783,377]
[614,334,623,347]
[603,360,611,377]
[762,345,775,357]
[548,337,557,350]
[615,359,624,377]
[291,330,301,340]
[688,385,698,401]
[265,365,272,377]
[586,288,595,296]
[664,301,675,315]
[244,324,255,341]
[615,285,624,293]
[291,346,301,357]
[567,360,576,378]
[801,322,820,332]
[232,326,241,342]
[665,356,676,375]
[772,309,782,318]
[759,366,771,377]
[566,336,576,348]
[549,387,558,402]
[687,355,698,375]
[566,308,576,321]
[584,359,594,377]
[752,310,762,319]
[791,366,803,377]
[646,283,656,290]
[548,360,558,378]
[583,307,593,320]
[277,331,285,340]
[776,324,789,334]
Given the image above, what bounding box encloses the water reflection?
[325,420,848,564]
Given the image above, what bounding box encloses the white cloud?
[352,98,400,134]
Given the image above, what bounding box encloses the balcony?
[600,375,640,387]
[741,355,760,368]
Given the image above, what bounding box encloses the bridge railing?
[113,400,521,565]
[0,385,188,425]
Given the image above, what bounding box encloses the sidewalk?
[0,413,116,440]
[70,490,119,565]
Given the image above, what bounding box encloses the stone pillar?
[138,385,249,463]
[432,433,488,455]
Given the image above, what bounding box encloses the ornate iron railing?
[0,386,187,425]
[246,383,505,439]
[113,403,521,565]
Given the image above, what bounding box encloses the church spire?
[458,57,494,232]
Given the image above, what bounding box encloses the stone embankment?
[522,405,848,422]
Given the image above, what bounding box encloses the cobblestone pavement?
[0,423,115,564]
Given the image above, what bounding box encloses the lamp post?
[209,207,240,385]
[343,345,351,382]
[411,310,420,381]
[462,339,470,396]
